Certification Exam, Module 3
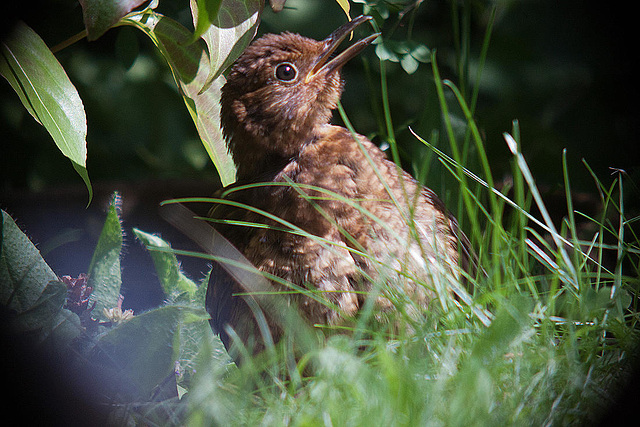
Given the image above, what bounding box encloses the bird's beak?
[306,15,380,83]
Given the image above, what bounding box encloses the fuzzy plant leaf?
[88,304,210,400]
[174,305,225,390]
[11,280,68,333]
[88,193,123,321]
[12,281,82,349]
[1,210,58,311]
[0,211,81,348]
[79,0,150,40]
[0,22,92,202]
[120,9,237,186]
[132,229,222,388]
[133,228,198,301]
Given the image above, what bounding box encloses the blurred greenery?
[1,0,637,201]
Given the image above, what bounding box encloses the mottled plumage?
[206,16,467,357]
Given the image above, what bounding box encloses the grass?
[169,46,640,427]
[180,166,639,425]
[133,5,640,425]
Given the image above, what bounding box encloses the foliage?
[1,0,639,425]
[1,194,229,420]
[1,0,263,191]
[1,211,81,350]
[0,22,91,200]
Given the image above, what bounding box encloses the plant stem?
[51,30,87,53]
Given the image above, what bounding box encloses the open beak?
[306,15,380,83]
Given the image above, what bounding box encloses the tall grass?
[172,6,640,426]
[178,135,638,427]
[177,133,639,425]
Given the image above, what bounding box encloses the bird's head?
[221,15,378,179]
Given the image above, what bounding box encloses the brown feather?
[207,16,470,358]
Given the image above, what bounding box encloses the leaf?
[13,281,82,349]
[174,307,224,389]
[79,0,149,41]
[0,211,81,348]
[400,54,419,74]
[335,0,351,20]
[1,210,58,311]
[0,22,92,202]
[192,0,262,93]
[88,193,123,321]
[88,305,210,400]
[195,266,211,308]
[375,42,400,62]
[133,228,198,300]
[12,280,68,333]
[409,42,430,63]
[191,0,224,43]
[121,10,237,186]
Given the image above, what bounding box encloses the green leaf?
[133,228,198,300]
[195,266,211,308]
[175,307,223,389]
[88,305,210,399]
[12,280,82,349]
[79,0,149,41]
[400,54,419,74]
[0,211,81,348]
[0,22,92,202]
[121,10,237,186]
[375,42,400,62]
[409,42,430,63]
[88,193,123,321]
[12,280,67,333]
[1,210,58,311]
[191,0,224,43]
[335,0,351,20]
[190,0,262,93]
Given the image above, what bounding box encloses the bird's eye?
[274,62,297,82]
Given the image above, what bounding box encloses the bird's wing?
[205,261,237,349]
[161,201,271,351]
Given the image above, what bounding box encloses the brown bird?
[205,15,468,358]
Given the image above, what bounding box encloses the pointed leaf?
[335,0,351,20]
[79,0,149,40]
[89,305,208,399]
[176,312,225,389]
[192,0,262,92]
[0,22,91,200]
[88,193,123,321]
[191,0,224,43]
[133,228,198,299]
[1,210,58,311]
[120,11,237,185]
[0,211,82,348]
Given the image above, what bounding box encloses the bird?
[205,15,469,358]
